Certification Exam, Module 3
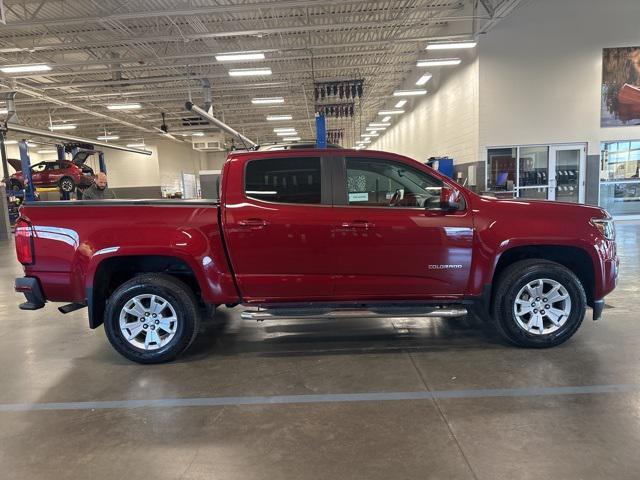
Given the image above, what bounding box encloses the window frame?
[242,154,333,207]
[331,155,462,211]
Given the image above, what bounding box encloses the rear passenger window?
[245,157,322,204]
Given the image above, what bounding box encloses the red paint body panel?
[16,148,618,313]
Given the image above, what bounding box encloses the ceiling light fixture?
[107,103,142,110]
[48,124,77,131]
[369,122,391,127]
[126,143,148,148]
[228,67,272,77]
[190,132,205,137]
[426,42,477,50]
[266,114,292,121]
[96,135,119,141]
[37,149,57,154]
[273,127,296,133]
[393,89,427,97]
[378,110,404,115]
[216,52,265,62]
[0,64,51,73]
[252,97,284,104]
[282,137,301,141]
[362,133,379,137]
[4,140,17,145]
[416,74,433,86]
[276,131,297,136]
[366,127,384,131]
[381,116,391,123]
[394,100,407,109]
[0,108,8,115]
[417,58,461,67]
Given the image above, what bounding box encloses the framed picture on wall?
[602,46,640,127]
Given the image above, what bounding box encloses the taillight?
[14,218,34,265]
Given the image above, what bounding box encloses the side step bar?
[241,306,468,321]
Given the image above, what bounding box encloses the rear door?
[222,153,335,302]
[330,154,474,300]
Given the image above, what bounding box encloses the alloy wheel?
[513,278,572,335]
[119,294,178,350]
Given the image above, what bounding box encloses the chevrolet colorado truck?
[14,148,619,363]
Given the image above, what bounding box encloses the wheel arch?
[87,254,203,329]
[492,245,596,307]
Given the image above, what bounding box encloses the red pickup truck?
[14,148,619,363]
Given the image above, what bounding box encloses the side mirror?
[439,186,461,212]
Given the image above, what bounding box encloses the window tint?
[245,156,322,204]
[346,157,443,208]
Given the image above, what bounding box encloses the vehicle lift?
[0,121,151,203]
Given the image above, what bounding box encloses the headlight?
[591,218,616,240]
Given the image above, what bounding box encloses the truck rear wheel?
[104,274,201,364]
[492,259,586,348]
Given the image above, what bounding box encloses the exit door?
[548,145,586,203]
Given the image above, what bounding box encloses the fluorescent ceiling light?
[360,139,372,144]
[229,67,272,77]
[26,142,38,147]
[362,133,379,138]
[417,58,461,67]
[216,52,265,62]
[37,149,57,154]
[0,108,8,115]
[416,73,433,86]
[393,89,427,97]
[369,122,391,127]
[394,100,407,109]
[0,64,51,73]
[266,114,292,121]
[190,132,205,136]
[276,131,297,136]
[426,41,476,50]
[48,124,77,131]
[378,110,404,115]
[381,116,391,123]
[282,137,301,141]
[252,97,284,104]
[126,143,148,148]
[96,135,119,141]
[107,103,142,110]
[273,127,296,133]
[4,140,17,145]
[366,127,384,131]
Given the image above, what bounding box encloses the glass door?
[549,145,586,203]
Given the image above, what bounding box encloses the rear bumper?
[15,277,46,310]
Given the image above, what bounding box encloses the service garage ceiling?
[0,0,523,147]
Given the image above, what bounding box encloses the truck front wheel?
[104,274,201,364]
[492,259,586,348]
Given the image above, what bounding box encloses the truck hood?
[476,195,610,220]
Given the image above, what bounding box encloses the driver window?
[345,157,443,208]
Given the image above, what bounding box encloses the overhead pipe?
[3,123,152,155]
[185,101,257,148]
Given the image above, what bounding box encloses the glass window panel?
[345,157,443,208]
[518,146,549,187]
[487,148,516,191]
[245,157,322,204]
[599,181,640,215]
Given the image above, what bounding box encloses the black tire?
[59,176,75,193]
[9,179,22,191]
[492,259,586,348]
[104,274,201,364]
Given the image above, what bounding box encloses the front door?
[549,144,586,203]
[222,154,335,302]
[330,155,474,300]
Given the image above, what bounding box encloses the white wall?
[371,55,480,165]
[479,0,640,155]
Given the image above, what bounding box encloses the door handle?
[340,220,374,229]
[238,218,269,228]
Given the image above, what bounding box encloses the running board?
[241,306,468,321]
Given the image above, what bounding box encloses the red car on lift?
[7,151,95,194]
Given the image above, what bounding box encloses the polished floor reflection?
[1,222,639,479]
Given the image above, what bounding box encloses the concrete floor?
[1,222,639,480]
